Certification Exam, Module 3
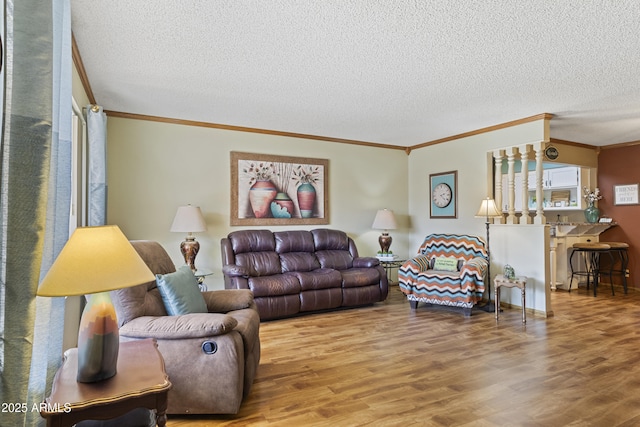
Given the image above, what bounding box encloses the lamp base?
[180,236,200,272]
[378,233,392,254]
[77,292,120,383]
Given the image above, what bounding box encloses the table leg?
[156,393,168,427]
[521,286,526,323]
[495,285,500,320]
[621,249,629,294]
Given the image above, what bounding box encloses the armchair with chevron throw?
[398,233,488,316]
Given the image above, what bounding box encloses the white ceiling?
[71,1,640,148]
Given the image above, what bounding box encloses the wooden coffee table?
[41,338,171,427]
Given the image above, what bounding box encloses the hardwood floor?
[168,284,640,426]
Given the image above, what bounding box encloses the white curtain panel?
[87,105,108,226]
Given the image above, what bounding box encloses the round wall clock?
[429,170,457,218]
[544,145,559,160]
[432,182,452,208]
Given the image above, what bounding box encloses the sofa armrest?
[222,264,250,278]
[353,256,380,268]
[459,256,489,290]
[401,254,431,273]
[119,313,238,340]
[460,256,488,274]
[202,289,254,313]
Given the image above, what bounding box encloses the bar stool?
[569,242,613,296]
[598,242,629,294]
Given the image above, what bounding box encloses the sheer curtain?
[0,0,72,425]
[87,105,108,225]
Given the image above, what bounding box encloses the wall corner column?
[532,142,546,225]
[506,147,517,224]
[519,144,532,224]
[493,150,505,224]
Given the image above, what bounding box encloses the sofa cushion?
[111,285,167,327]
[287,268,343,291]
[235,251,281,276]
[248,273,301,297]
[300,287,343,312]
[156,266,208,315]
[274,230,315,253]
[413,254,431,271]
[429,256,465,271]
[111,240,176,326]
[353,257,380,268]
[311,229,350,251]
[229,229,276,253]
[201,289,254,313]
[120,312,238,339]
[280,252,321,272]
[341,268,381,288]
[418,270,461,281]
[342,284,382,306]
[433,256,459,272]
[315,250,353,270]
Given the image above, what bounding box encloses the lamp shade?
[37,225,155,297]
[170,205,207,233]
[475,198,502,219]
[372,209,398,230]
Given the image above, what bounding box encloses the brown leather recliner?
[109,240,260,415]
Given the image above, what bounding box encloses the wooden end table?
[41,338,171,427]
[494,274,527,323]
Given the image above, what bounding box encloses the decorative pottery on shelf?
[271,192,295,218]
[296,183,316,218]
[582,187,601,224]
[503,264,515,280]
[584,201,600,223]
[249,180,277,218]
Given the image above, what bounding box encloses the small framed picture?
[613,183,639,206]
[429,170,457,218]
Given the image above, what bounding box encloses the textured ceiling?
[71,1,640,148]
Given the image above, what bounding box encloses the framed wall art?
[230,151,329,226]
[430,170,457,218]
[613,183,639,206]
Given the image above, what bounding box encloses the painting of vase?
[231,151,328,225]
[271,192,295,218]
[249,180,277,218]
[297,183,316,218]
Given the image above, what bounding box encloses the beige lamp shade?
[37,225,155,297]
[371,209,398,230]
[372,209,398,254]
[170,205,207,233]
[475,198,502,219]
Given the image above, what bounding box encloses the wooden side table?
[378,258,406,285]
[41,338,171,427]
[494,274,527,323]
[194,268,213,291]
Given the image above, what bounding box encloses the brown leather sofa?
[221,229,388,320]
[110,241,260,415]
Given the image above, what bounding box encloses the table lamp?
[37,225,154,383]
[475,197,502,311]
[170,205,207,272]
[372,209,398,254]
